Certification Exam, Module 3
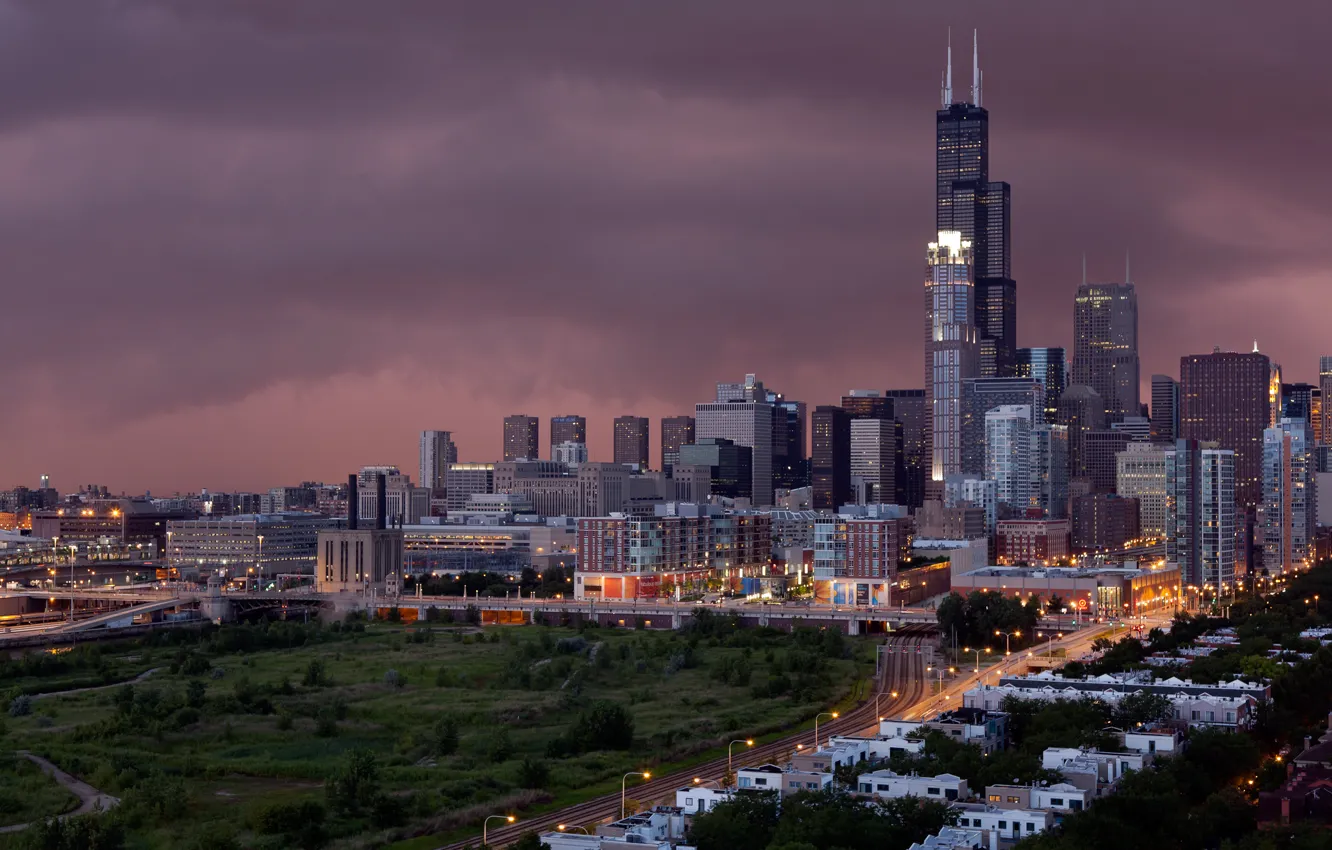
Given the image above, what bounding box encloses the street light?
[963,646,991,673]
[256,535,265,590]
[482,814,515,845]
[557,824,590,834]
[692,777,723,789]
[814,712,838,750]
[622,771,651,819]
[995,629,1021,656]
[728,739,754,777]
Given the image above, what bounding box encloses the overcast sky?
[3,1,1329,494]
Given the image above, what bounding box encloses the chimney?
[347,474,359,531]
[375,474,387,530]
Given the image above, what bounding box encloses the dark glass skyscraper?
[1016,347,1067,421]
[936,33,1016,378]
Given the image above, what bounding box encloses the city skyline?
[5,3,1332,492]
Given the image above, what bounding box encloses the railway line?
[437,629,932,849]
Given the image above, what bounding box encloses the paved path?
[31,667,159,701]
[0,752,119,833]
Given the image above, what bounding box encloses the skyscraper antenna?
[1082,253,1087,286]
[972,30,982,106]
[942,28,953,107]
[1125,250,1131,284]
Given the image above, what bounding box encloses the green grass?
[0,754,79,827]
[0,617,872,849]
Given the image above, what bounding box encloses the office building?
[443,463,495,513]
[1180,349,1271,509]
[961,377,1045,474]
[841,390,893,421]
[1263,419,1316,574]
[168,512,335,577]
[1016,347,1066,421]
[660,415,696,472]
[1166,440,1236,591]
[316,477,404,594]
[984,405,1032,515]
[697,381,774,507]
[612,416,650,470]
[1084,429,1133,493]
[1281,383,1320,451]
[1057,385,1107,484]
[354,468,429,526]
[996,518,1070,564]
[551,441,588,468]
[550,415,587,450]
[1072,280,1139,422]
[768,391,808,492]
[1117,442,1168,539]
[493,461,629,518]
[1070,493,1140,554]
[925,231,979,485]
[886,389,928,508]
[1112,416,1152,442]
[944,475,997,534]
[503,415,540,462]
[850,418,902,506]
[1028,424,1070,519]
[33,500,192,556]
[418,431,458,493]
[1321,357,1332,446]
[914,500,988,541]
[936,36,1016,378]
[678,439,752,500]
[812,405,852,511]
[1151,375,1180,444]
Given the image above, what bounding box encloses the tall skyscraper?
[936,33,1016,378]
[768,390,808,492]
[849,418,902,506]
[1180,349,1270,509]
[1282,383,1319,427]
[925,231,978,486]
[1028,424,1069,519]
[1150,375,1180,444]
[1072,280,1139,423]
[696,392,774,507]
[985,405,1032,515]
[841,390,893,421]
[1262,419,1316,574]
[1057,385,1106,483]
[678,438,752,500]
[502,415,540,462]
[885,389,927,507]
[1117,442,1168,539]
[612,416,650,470]
[550,415,587,450]
[1016,347,1066,421]
[1321,356,1332,446]
[418,430,457,492]
[1083,429,1133,493]
[811,405,851,511]
[960,377,1045,474]
[660,416,696,472]
[1166,439,1236,591]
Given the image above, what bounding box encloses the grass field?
[0,754,79,828]
[0,613,872,849]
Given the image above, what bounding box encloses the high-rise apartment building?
[944,475,997,534]
[418,430,457,493]
[550,415,587,450]
[502,415,540,462]
[612,416,650,470]
[811,406,852,511]
[768,391,808,493]
[1072,281,1139,422]
[1321,356,1332,446]
[936,35,1016,378]
[885,389,927,508]
[850,418,902,506]
[1016,347,1066,421]
[678,438,752,500]
[1071,493,1140,555]
[1028,424,1069,519]
[444,463,495,513]
[925,231,979,485]
[1084,429,1133,493]
[1262,419,1316,574]
[960,377,1045,475]
[1057,385,1107,483]
[1151,375,1180,444]
[660,415,696,472]
[1180,349,1271,509]
[696,391,774,507]
[1281,383,1319,429]
[1166,439,1236,591]
[1117,442,1168,539]
[985,405,1032,514]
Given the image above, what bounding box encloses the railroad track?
[438,631,931,849]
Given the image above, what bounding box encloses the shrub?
[8,694,32,717]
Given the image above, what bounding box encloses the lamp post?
[926,666,955,698]
[994,629,1021,656]
[692,777,723,789]
[963,646,991,673]
[814,712,838,750]
[1038,632,1064,660]
[728,739,753,777]
[482,814,514,846]
[622,771,650,819]
[557,824,590,834]
[256,534,265,590]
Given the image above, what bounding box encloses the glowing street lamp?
[622,771,650,819]
[482,814,515,845]
[814,712,838,750]
[728,739,754,776]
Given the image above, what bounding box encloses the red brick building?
[996,519,1070,564]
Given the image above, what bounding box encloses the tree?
[687,790,779,850]
[1114,692,1173,728]
[433,715,460,756]
[557,700,634,754]
[518,757,550,789]
[326,749,380,816]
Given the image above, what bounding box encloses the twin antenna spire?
[941,28,983,107]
